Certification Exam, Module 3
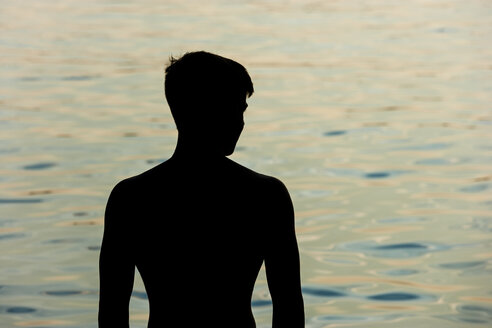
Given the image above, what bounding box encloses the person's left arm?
[98,181,135,327]
[264,178,304,327]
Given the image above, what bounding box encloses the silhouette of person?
[98,51,304,327]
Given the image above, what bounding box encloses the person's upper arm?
[98,181,135,327]
[264,178,304,327]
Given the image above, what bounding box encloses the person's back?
[98,51,304,327]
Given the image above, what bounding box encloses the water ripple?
[1,306,37,314]
[375,242,426,250]
[313,313,405,323]
[460,183,489,193]
[438,261,485,269]
[61,75,95,81]
[323,130,347,137]
[44,238,83,244]
[22,162,57,170]
[459,304,492,316]
[378,217,428,224]
[0,233,26,241]
[337,240,451,258]
[0,198,43,204]
[251,300,272,307]
[146,158,166,165]
[73,212,88,217]
[437,303,492,324]
[415,158,464,165]
[44,290,84,296]
[132,291,148,300]
[368,292,420,301]
[364,172,391,179]
[393,143,451,151]
[380,269,420,276]
[302,286,346,298]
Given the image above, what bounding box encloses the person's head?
[164,51,254,156]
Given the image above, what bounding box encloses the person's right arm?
[264,178,304,327]
[98,181,135,327]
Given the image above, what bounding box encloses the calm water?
[1,0,492,327]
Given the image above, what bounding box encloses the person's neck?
[171,133,226,163]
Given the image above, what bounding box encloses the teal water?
[1,0,492,327]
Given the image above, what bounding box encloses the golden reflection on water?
[354,225,422,234]
[43,275,80,282]
[1,0,492,326]
[360,304,426,311]
[55,218,103,227]
[14,320,73,327]
[311,275,467,292]
[461,297,492,303]
[129,313,150,322]
[0,227,24,234]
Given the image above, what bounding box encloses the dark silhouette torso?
[100,51,304,328]
[117,157,277,327]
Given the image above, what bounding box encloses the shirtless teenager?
[98,51,304,327]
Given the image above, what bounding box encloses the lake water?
[1,0,492,327]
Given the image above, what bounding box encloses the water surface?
[1,0,492,327]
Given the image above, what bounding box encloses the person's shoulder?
[107,176,135,203]
[226,158,288,190]
[107,173,145,202]
[110,160,172,194]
